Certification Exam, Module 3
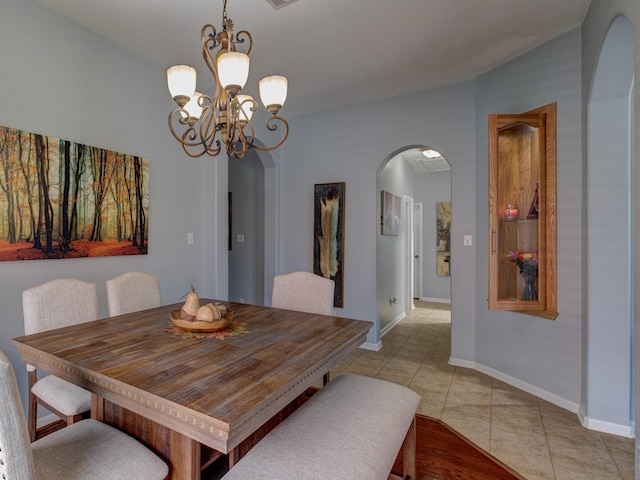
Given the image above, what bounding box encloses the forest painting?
[0,126,149,262]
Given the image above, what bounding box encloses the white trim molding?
[380,311,406,338]
[421,297,451,304]
[449,356,635,438]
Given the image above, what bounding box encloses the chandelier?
[167,0,289,158]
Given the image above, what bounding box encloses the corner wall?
[473,28,584,408]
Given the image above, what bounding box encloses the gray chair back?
[272,271,335,315]
[23,279,99,336]
[0,349,38,480]
[106,272,162,316]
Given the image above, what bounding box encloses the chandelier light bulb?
[167,65,197,106]
[217,52,250,90]
[259,75,288,112]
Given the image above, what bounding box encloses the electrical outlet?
[187,232,194,245]
[463,234,472,246]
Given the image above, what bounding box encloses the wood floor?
[393,415,523,480]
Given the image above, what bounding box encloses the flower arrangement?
[507,250,538,275]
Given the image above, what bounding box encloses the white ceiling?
[33,0,591,117]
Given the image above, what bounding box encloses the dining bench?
[222,374,421,480]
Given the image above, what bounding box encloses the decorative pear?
[214,303,227,317]
[180,286,200,321]
[205,303,221,320]
[196,305,214,322]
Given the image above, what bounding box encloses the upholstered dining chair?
[22,279,98,442]
[271,271,335,315]
[0,349,168,480]
[272,271,335,385]
[106,271,162,316]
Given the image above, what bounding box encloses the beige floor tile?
[441,404,491,451]
[550,452,622,480]
[492,405,547,437]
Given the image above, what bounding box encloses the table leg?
[90,393,105,421]
[102,399,201,480]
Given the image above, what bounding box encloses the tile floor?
[330,301,635,480]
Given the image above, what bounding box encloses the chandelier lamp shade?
[167,0,289,158]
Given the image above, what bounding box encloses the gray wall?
[581,0,640,462]
[414,170,452,302]
[472,28,585,410]
[376,155,414,333]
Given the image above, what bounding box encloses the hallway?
[331,302,634,479]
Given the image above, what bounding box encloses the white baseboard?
[380,311,406,338]
[360,341,382,351]
[578,405,635,438]
[449,356,635,438]
[449,356,579,412]
[420,297,451,304]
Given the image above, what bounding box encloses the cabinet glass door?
[488,103,557,319]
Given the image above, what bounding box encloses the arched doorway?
[585,15,634,435]
[376,146,452,337]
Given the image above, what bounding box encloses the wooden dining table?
[13,300,372,479]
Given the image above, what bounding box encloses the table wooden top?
[13,301,371,452]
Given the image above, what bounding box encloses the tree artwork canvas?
[0,126,149,261]
[313,182,345,308]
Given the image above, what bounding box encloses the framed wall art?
[0,125,149,262]
[436,201,451,276]
[381,190,401,236]
[313,182,345,308]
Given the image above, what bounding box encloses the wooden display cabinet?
[488,102,557,319]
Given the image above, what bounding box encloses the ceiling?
[33,0,590,118]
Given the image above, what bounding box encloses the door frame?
[413,202,423,302]
[404,195,415,311]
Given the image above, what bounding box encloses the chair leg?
[27,370,38,442]
[402,416,416,480]
[65,413,85,426]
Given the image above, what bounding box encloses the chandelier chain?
[222,0,228,29]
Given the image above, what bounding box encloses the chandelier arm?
[168,108,203,146]
[201,25,222,105]
[252,116,290,152]
[168,103,223,158]
[228,119,254,158]
[225,122,247,158]
[234,30,253,55]
[233,128,251,158]
[199,105,223,156]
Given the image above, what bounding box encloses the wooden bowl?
[170,310,229,333]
